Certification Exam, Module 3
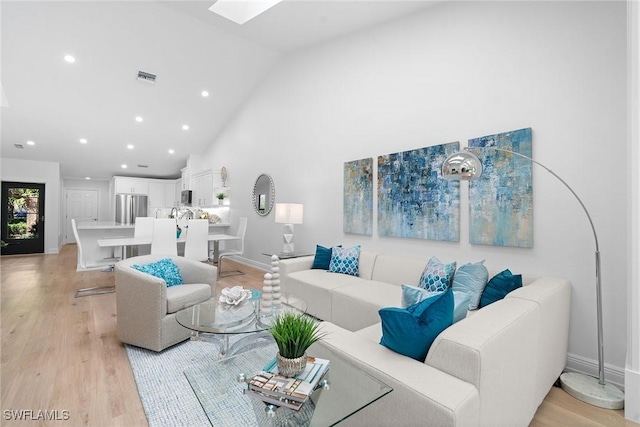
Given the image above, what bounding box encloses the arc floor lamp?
[441,146,624,410]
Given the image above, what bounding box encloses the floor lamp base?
[560,372,624,410]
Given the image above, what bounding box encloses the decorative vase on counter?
[276,352,307,378]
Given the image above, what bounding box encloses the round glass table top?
[175,292,307,336]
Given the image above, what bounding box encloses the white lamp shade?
[275,203,303,225]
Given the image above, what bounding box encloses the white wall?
[200,1,631,388]
[626,0,639,421]
[1,157,61,253]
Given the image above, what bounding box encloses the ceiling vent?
[137,164,149,168]
[14,144,24,149]
[137,71,157,84]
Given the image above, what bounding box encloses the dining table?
[97,233,239,262]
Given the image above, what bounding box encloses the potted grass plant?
[269,312,327,377]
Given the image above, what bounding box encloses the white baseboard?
[565,352,625,390]
[625,367,640,422]
[222,255,269,272]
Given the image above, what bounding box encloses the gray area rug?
[125,340,277,427]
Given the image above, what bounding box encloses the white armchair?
[115,255,217,352]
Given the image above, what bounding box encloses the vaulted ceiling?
[1,0,436,180]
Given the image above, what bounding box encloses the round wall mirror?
[253,174,275,216]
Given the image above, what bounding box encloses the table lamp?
[275,203,303,256]
[441,146,624,410]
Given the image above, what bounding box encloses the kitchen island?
[74,220,229,271]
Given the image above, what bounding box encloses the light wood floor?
[1,245,635,427]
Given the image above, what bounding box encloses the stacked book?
[244,356,330,411]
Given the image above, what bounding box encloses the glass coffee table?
[184,344,392,426]
[176,292,307,357]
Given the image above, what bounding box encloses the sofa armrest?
[279,256,314,290]
[425,298,541,426]
[311,322,479,427]
[171,257,217,294]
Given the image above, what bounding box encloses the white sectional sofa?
[280,251,571,427]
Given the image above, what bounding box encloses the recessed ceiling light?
[121,164,128,169]
[135,116,143,123]
[85,177,91,180]
[79,138,87,144]
[201,90,209,97]
[168,149,175,154]
[26,140,35,146]
[127,144,134,150]
[64,55,76,63]
[182,124,189,130]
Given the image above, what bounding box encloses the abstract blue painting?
[468,128,533,247]
[377,142,460,241]
[343,158,373,235]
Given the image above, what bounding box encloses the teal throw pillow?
[311,245,340,270]
[480,269,522,308]
[132,258,183,287]
[379,288,454,361]
[452,260,489,310]
[329,245,361,276]
[419,256,457,292]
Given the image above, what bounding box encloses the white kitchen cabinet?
[114,177,149,195]
[149,180,178,208]
[181,168,190,190]
[191,170,214,206]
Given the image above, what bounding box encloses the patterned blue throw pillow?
[132,258,183,287]
[419,256,457,292]
[329,245,361,276]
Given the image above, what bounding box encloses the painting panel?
[377,142,460,241]
[468,127,533,247]
[343,158,373,235]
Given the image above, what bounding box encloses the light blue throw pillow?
[401,284,440,308]
[419,256,457,292]
[379,288,454,361]
[132,258,183,287]
[452,260,489,310]
[453,290,472,323]
[402,285,470,324]
[329,245,361,276]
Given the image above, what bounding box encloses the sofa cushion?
[311,245,340,270]
[286,270,361,321]
[132,258,183,287]
[452,260,489,310]
[419,257,456,292]
[480,269,522,308]
[332,280,402,331]
[329,245,361,276]
[166,283,211,314]
[371,254,426,286]
[379,288,454,361]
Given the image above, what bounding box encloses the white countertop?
[76,221,230,230]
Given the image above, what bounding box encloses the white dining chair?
[218,217,247,277]
[184,219,210,262]
[72,218,118,297]
[151,218,178,256]
[132,216,154,257]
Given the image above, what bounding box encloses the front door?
[1,181,45,255]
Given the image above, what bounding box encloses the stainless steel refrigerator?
[115,194,148,225]
[115,194,148,257]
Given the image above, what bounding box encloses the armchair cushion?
[166,284,212,313]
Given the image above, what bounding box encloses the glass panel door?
[1,181,45,255]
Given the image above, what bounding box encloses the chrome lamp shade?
[441,147,624,410]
